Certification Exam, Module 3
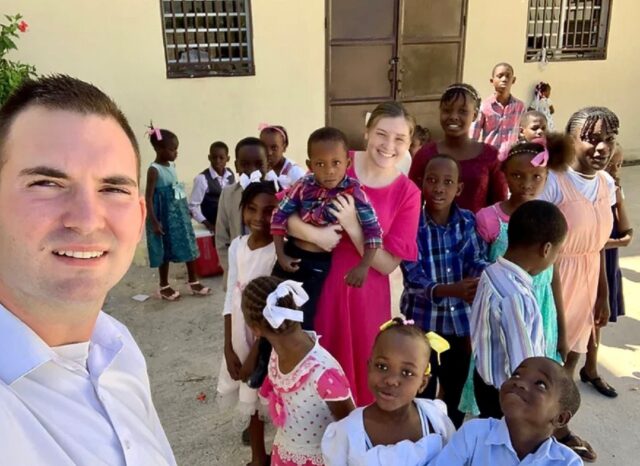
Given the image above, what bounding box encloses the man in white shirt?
[0,75,177,465]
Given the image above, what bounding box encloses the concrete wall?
[463,0,639,159]
[4,0,326,179]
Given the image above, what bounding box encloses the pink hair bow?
[530,148,549,167]
[258,122,287,141]
[146,126,162,141]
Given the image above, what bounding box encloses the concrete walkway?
[105,166,640,465]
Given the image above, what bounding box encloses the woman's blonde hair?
[366,101,416,138]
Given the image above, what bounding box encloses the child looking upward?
[401,154,488,428]
[188,141,235,231]
[429,357,583,465]
[471,62,526,151]
[322,317,455,466]
[471,200,568,419]
[271,127,383,329]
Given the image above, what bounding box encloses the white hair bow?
[264,170,291,190]
[239,170,263,190]
[263,280,308,329]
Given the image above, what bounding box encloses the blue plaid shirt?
[400,205,489,336]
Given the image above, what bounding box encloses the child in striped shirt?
[470,200,567,419]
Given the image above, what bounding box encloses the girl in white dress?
[241,276,355,466]
[321,317,455,466]
[216,181,279,466]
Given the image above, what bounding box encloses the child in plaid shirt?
[401,154,489,428]
[271,127,382,330]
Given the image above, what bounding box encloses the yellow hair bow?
[379,318,451,376]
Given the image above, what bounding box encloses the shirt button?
[447,268,451,272]
[450,306,455,311]
[124,440,131,450]
[446,249,450,253]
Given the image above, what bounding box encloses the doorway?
[326,0,468,148]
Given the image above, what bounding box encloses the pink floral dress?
[259,333,352,466]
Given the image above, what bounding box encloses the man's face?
[0,107,145,312]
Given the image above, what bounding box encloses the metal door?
[326,0,468,148]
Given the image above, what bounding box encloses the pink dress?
[259,334,352,466]
[315,158,421,406]
[555,172,613,353]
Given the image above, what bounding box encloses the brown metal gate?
[326,0,468,148]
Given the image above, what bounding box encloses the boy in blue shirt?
[429,356,583,465]
[400,154,488,428]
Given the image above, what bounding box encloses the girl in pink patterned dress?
[286,102,422,406]
[242,276,355,466]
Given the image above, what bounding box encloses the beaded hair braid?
[441,83,481,113]
[565,106,620,140]
[241,276,298,334]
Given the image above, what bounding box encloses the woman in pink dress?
[287,102,421,405]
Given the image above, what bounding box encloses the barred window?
[525,0,612,62]
[161,0,255,78]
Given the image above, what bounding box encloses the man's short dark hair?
[0,74,139,179]
[508,200,568,248]
[307,126,348,157]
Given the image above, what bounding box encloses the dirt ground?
[106,166,640,466]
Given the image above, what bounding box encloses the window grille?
[525,0,612,62]
[160,0,255,78]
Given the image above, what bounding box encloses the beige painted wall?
[463,0,639,159]
[4,0,325,180]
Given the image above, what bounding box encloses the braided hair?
[440,83,481,114]
[241,276,299,334]
[373,317,431,360]
[565,106,620,141]
[505,133,573,171]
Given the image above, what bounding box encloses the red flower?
[18,21,28,33]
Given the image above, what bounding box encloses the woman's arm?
[286,213,343,252]
[330,195,401,275]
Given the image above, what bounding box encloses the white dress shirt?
[189,167,234,223]
[0,304,176,466]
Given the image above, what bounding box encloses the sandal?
[158,285,180,301]
[187,281,212,296]
[580,367,618,398]
[559,432,597,463]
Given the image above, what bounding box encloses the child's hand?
[238,349,259,382]
[451,277,480,303]
[345,264,368,287]
[329,194,359,232]
[224,345,242,381]
[278,253,301,273]
[203,220,215,232]
[152,221,165,236]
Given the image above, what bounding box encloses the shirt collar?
[307,174,351,190]
[495,256,533,286]
[423,203,461,228]
[0,304,123,385]
[489,93,515,107]
[486,418,566,461]
[208,166,231,182]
